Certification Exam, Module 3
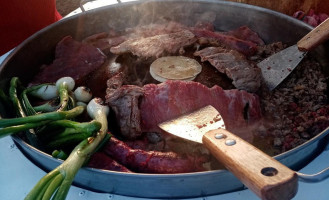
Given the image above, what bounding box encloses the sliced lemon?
[150,56,202,82]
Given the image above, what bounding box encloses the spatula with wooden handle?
[159,105,298,200]
[258,18,329,91]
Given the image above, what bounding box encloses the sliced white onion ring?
[150,56,202,82]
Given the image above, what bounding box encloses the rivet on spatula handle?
[297,18,329,51]
[202,129,298,200]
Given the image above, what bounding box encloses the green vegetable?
[0,106,84,139]
[33,98,60,112]
[0,77,109,200]
[0,121,50,139]
[21,84,51,116]
[29,84,58,100]
[56,83,70,111]
[25,98,109,200]
[0,106,85,127]
[9,77,26,118]
[44,120,102,149]
[33,84,75,113]
[52,150,68,160]
[9,77,39,145]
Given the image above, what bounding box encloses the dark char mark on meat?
[243,102,250,121]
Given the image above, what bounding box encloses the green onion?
[0,106,84,128]
[25,98,109,200]
[9,77,39,146]
[52,150,68,160]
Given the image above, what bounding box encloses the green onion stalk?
[33,98,60,113]
[32,83,74,113]
[21,84,52,116]
[43,120,102,149]
[52,150,69,160]
[0,77,108,199]
[25,98,109,200]
[9,77,27,118]
[8,77,39,145]
[0,79,36,145]
[55,83,70,111]
[0,106,85,139]
[0,77,85,149]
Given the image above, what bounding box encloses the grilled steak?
[83,21,188,55]
[124,21,187,38]
[110,30,197,58]
[106,73,144,139]
[194,46,261,92]
[192,28,258,56]
[227,26,265,46]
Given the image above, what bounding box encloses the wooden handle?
[297,18,329,51]
[202,129,298,200]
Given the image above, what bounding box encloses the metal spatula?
[159,105,298,200]
[259,18,329,90]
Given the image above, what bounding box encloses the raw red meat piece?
[30,36,106,85]
[103,136,208,173]
[87,152,132,172]
[140,81,262,142]
[82,32,126,54]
